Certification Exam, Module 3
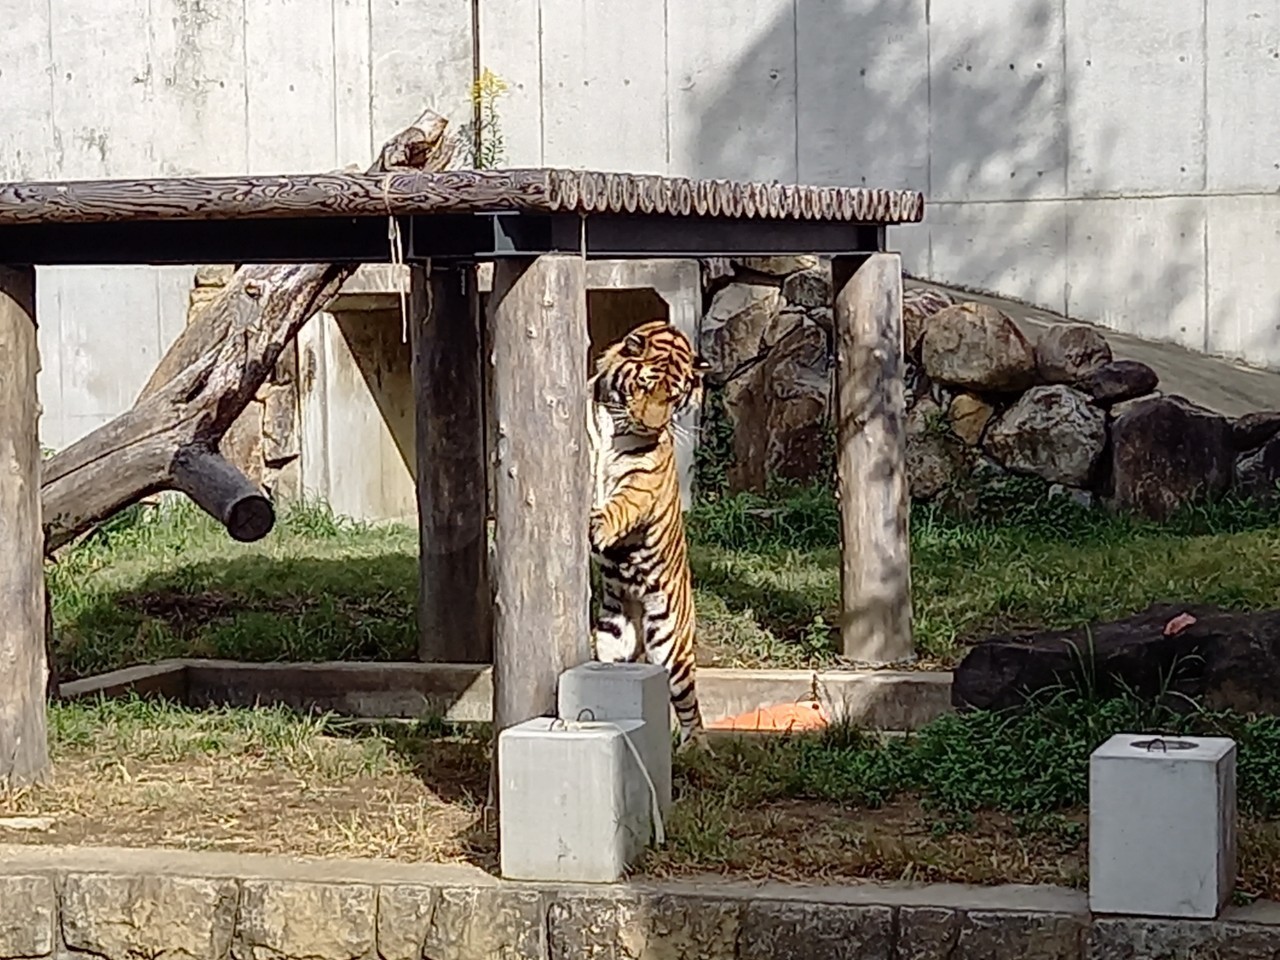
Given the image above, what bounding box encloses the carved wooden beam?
[0,169,924,227]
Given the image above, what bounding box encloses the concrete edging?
[1,843,1276,959]
[57,659,954,732]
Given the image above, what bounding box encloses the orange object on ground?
[707,699,830,732]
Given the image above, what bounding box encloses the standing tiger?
[586,319,711,748]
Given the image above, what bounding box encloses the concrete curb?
[1,844,1276,959]
[58,659,955,732]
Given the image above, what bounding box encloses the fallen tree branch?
[40,109,458,553]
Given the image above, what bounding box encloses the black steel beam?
[0,212,888,267]
[0,216,397,266]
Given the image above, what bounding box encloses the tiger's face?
[594,320,712,438]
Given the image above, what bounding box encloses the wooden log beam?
[412,262,492,663]
[39,111,457,554]
[832,253,914,664]
[489,254,591,786]
[0,170,926,227]
[0,265,49,786]
[171,446,275,543]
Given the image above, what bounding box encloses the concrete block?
[1206,194,1280,368]
[926,199,1067,316]
[558,661,673,816]
[928,0,1065,202]
[498,717,653,883]
[1065,0,1204,195]
[1066,197,1206,350]
[1089,733,1236,919]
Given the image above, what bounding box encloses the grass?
[46,479,1280,679]
[9,688,1280,900]
[654,687,1280,898]
[689,476,1280,667]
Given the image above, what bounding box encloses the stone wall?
[2,844,1279,960]
[699,259,1280,520]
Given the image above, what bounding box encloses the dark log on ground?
[952,602,1280,716]
[39,110,458,554]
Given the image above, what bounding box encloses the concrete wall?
[481,0,1280,369]
[5,0,472,451]
[12,0,1280,453]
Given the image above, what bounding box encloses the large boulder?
[947,392,995,446]
[902,287,959,359]
[1235,433,1280,501]
[699,282,782,382]
[952,604,1280,716]
[906,397,973,501]
[1232,411,1280,452]
[723,322,830,493]
[1105,396,1233,520]
[1034,323,1112,383]
[920,302,1037,392]
[982,385,1107,487]
[1076,360,1159,405]
[734,255,819,277]
[781,266,833,309]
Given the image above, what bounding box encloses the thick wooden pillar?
[411,262,492,663]
[832,253,914,663]
[0,265,49,786]
[489,254,591,739]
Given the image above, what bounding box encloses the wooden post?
[832,253,914,663]
[0,265,50,786]
[412,261,493,663]
[489,254,591,739]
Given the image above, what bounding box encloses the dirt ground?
[4,710,1277,901]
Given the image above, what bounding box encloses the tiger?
[586,319,711,749]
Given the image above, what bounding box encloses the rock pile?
[698,258,1280,520]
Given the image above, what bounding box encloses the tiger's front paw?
[588,510,607,553]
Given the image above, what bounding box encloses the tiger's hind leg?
[592,572,643,664]
[638,589,705,751]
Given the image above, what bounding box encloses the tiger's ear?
[622,332,646,357]
[693,355,713,375]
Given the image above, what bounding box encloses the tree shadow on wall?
[682,0,1205,349]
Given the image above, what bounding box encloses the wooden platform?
[0,168,923,265]
[0,153,923,790]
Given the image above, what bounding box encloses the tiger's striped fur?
[586,319,711,747]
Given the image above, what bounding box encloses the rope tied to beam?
[380,173,418,343]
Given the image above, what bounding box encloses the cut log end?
[170,446,277,543]
[225,495,276,543]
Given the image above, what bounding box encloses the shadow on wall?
[680,0,1208,354]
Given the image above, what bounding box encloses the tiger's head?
[593,320,712,439]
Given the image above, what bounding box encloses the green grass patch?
[47,479,1280,678]
[689,478,1280,666]
[50,498,419,679]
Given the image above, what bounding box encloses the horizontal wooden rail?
[0,168,925,227]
